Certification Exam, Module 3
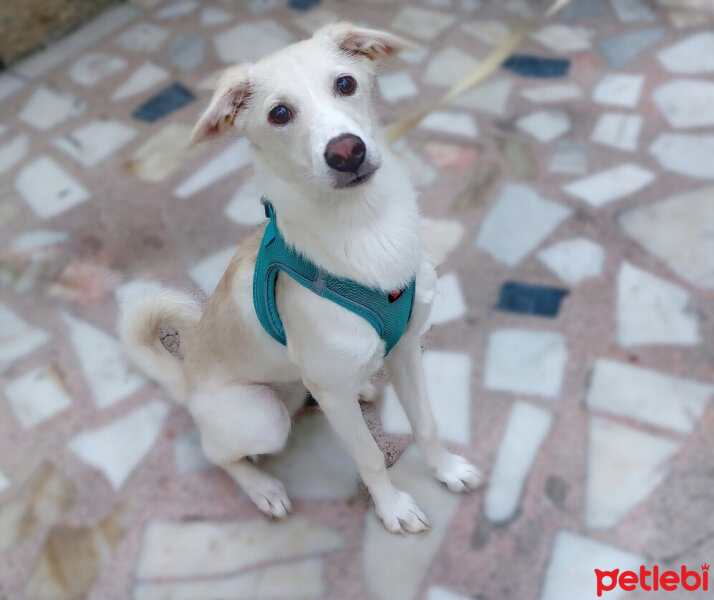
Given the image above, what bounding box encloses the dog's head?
[190,23,411,192]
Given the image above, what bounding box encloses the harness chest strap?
[252,199,416,355]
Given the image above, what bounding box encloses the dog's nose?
[324,134,366,173]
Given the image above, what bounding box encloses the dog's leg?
[306,380,431,534]
[385,341,483,493]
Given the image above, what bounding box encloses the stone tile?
[540,530,644,600]
[165,34,205,72]
[424,142,477,171]
[399,46,430,65]
[611,0,655,22]
[67,53,126,87]
[125,123,199,182]
[658,32,714,74]
[154,0,198,21]
[0,301,50,372]
[593,73,644,108]
[390,7,456,41]
[563,163,655,207]
[0,470,8,493]
[54,120,137,167]
[377,72,419,103]
[9,229,68,254]
[461,20,511,45]
[475,184,571,266]
[68,400,169,490]
[668,10,709,28]
[381,351,472,445]
[427,587,471,600]
[0,133,29,176]
[423,47,478,88]
[364,445,462,600]
[653,79,714,128]
[586,359,712,434]
[548,140,588,175]
[591,113,642,152]
[450,79,513,116]
[516,109,571,143]
[112,62,169,101]
[503,55,570,78]
[15,156,90,219]
[531,24,592,52]
[132,82,195,123]
[484,329,567,399]
[62,313,145,409]
[173,427,212,476]
[175,138,252,199]
[225,178,270,226]
[0,462,77,553]
[136,517,343,578]
[586,417,680,528]
[201,6,233,26]
[521,83,582,103]
[495,282,569,318]
[4,364,72,429]
[497,138,538,180]
[0,73,26,104]
[419,111,478,139]
[419,218,464,265]
[114,23,169,53]
[618,186,714,288]
[598,28,664,69]
[214,20,294,63]
[392,141,437,188]
[18,85,87,131]
[617,262,700,347]
[484,401,553,523]
[189,246,237,295]
[649,133,714,180]
[429,272,467,326]
[538,237,605,285]
[293,8,337,33]
[247,0,283,15]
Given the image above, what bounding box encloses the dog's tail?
[118,281,202,405]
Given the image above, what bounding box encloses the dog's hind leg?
[189,382,292,518]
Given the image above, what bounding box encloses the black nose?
[324,134,366,173]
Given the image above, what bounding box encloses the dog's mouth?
[336,163,379,189]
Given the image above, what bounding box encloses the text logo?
[595,564,709,596]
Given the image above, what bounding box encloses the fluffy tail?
[117,281,202,404]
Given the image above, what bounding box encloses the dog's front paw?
[375,490,431,534]
[245,474,292,519]
[433,453,483,493]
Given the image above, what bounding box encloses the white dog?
[119,23,482,534]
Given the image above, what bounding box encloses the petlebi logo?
[595,563,709,596]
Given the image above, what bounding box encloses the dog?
[119,22,482,534]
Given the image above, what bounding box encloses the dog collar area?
[253,198,416,355]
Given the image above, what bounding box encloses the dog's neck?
[253,147,422,291]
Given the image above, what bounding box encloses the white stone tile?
[4,365,72,429]
[381,351,471,445]
[484,402,553,524]
[136,517,343,578]
[67,53,126,87]
[503,0,534,16]
[154,0,198,20]
[54,120,137,167]
[461,20,510,45]
[460,0,482,12]
[174,138,252,199]
[587,359,712,434]
[201,6,232,26]
[593,73,644,108]
[521,83,582,103]
[658,32,714,74]
[111,62,169,101]
[15,157,90,219]
[390,7,456,41]
[173,426,211,476]
[649,133,714,180]
[189,246,237,295]
[517,110,571,143]
[429,273,467,326]
[484,329,567,399]
[165,34,205,73]
[0,301,50,373]
[618,186,714,289]
[364,445,462,600]
[563,163,655,207]
[10,230,68,253]
[225,179,269,226]
[450,79,513,116]
[62,313,145,409]
[548,140,588,175]
[611,0,655,21]
[540,530,644,600]
[538,237,604,285]
[427,587,471,600]
[419,111,478,139]
[399,46,430,65]
[293,9,338,34]
[377,72,418,103]
[246,0,282,15]
[475,184,571,266]
[419,217,464,265]
[215,20,294,63]
[591,113,642,151]
[18,86,87,131]
[617,262,699,347]
[0,73,25,104]
[532,24,592,52]
[126,123,195,182]
[263,414,358,500]
[114,23,169,53]
[586,417,680,528]
[0,470,8,493]
[423,47,478,88]
[135,559,324,600]
[653,79,714,128]
[68,400,169,489]
[392,141,437,188]
[668,10,709,28]
[0,134,29,176]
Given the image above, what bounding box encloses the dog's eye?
[335,75,357,96]
[268,104,292,125]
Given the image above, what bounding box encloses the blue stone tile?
[502,55,570,78]
[165,34,205,72]
[598,28,665,69]
[288,0,321,10]
[561,0,608,18]
[495,281,569,318]
[132,83,195,123]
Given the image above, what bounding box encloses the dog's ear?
[322,22,414,60]
[189,65,251,146]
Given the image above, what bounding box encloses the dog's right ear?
[189,65,251,147]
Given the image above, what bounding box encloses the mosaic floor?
[1,0,713,598]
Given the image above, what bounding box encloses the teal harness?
[253,199,416,355]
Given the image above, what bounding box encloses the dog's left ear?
[323,22,414,60]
